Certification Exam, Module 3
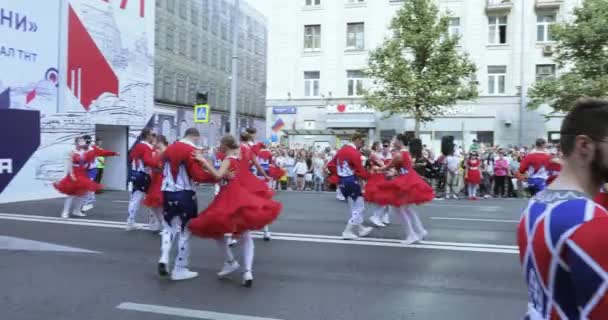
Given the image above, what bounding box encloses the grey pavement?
[0,190,528,320]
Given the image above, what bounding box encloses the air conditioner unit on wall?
[543,45,555,56]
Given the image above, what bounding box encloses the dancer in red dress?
[374,135,434,245]
[465,152,482,200]
[212,146,226,196]
[189,135,282,287]
[158,128,216,281]
[267,150,285,191]
[364,141,389,227]
[55,136,118,218]
[239,131,273,240]
[143,135,169,232]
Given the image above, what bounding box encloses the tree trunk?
[414,105,421,138]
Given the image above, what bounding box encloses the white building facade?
[265,0,581,151]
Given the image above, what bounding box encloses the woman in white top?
[293,156,308,191]
[284,150,296,190]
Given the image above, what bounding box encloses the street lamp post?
[229,0,240,136]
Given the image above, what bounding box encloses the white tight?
[393,206,426,239]
[159,217,191,272]
[149,207,164,226]
[216,231,255,272]
[467,184,478,198]
[372,204,387,219]
[127,190,145,224]
[62,196,85,214]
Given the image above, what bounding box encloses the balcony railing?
[486,0,513,12]
[535,0,563,9]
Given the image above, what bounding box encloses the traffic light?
[196,92,208,105]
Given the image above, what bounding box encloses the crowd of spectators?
[262,139,559,200]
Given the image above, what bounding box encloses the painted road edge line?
[430,217,519,223]
[116,302,284,320]
[0,213,518,254]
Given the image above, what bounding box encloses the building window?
[188,78,198,104]
[536,64,556,83]
[488,16,507,44]
[304,71,320,97]
[179,31,187,56]
[304,25,321,51]
[487,66,506,95]
[191,5,199,26]
[179,0,188,19]
[211,47,217,68]
[347,70,365,96]
[166,26,175,52]
[449,17,461,39]
[167,0,175,13]
[537,14,556,42]
[191,36,199,61]
[163,75,174,100]
[304,120,316,129]
[346,22,365,50]
[176,74,186,103]
[201,44,208,64]
[305,0,320,6]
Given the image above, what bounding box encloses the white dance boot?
[342,223,359,240]
[218,260,240,278]
[369,215,386,227]
[357,224,373,237]
[242,271,254,288]
[171,268,199,281]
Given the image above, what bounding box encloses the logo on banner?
[273,106,297,114]
[0,159,12,174]
[0,109,41,194]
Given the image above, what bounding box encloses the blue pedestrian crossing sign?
[194,104,210,123]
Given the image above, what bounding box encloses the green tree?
[365,0,477,136]
[528,0,608,112]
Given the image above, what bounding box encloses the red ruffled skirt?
[268,165,285,180]
[238,169,274,199]
[466,170,481,184]
[53,168,102,196]
[328,174,339,185]
[143,172,163,208]
[372,171,434,207]
[189,179,282,239]
[364,173,387,204]
[595,192,608,210]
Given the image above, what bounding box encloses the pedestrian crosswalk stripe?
[117,302,284,320]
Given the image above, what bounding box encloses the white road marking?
[117,302,284,320]
[426,204,501,210]
[112,200,130,203]
[0,236,100,253]
[430,217,519,224]
[249,231,518,250]
[0,213,518,254]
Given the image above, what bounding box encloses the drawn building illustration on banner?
[0,0,155,203]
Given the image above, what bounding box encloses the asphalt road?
[0,190,528,320]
